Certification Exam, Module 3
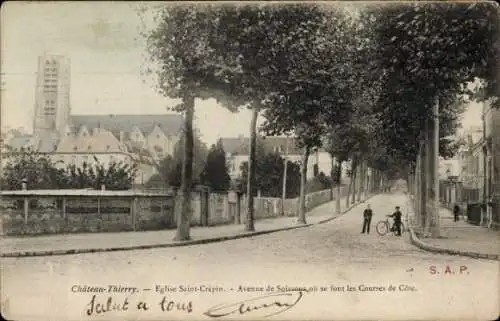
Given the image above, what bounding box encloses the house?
[221,135,339,181]
[2,114,184,188]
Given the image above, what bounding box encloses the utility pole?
[281,136,289,216]
[431,96,440,237]
[481,104,488,227]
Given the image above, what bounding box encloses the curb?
[408,228,500,261]
[1,194,377,258]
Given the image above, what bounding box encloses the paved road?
[1,193,498,320]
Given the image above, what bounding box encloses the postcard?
[1,1,499,320]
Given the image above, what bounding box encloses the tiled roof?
[70,114,183,136]
[221,136,303,155]
[57,129,124,153]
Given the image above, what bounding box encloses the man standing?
[362,204,373,234]
[453,204,460,222]
[388,206,403,236]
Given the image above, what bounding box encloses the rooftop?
[221,136,303,155]
[70,114,183,137]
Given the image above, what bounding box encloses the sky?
[0,2,483,145]
[0,2,260,145]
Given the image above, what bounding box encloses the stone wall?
[237,186,349,222]
[0,195,176,236]
[0,186,347,236]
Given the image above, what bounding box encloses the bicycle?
[376,215,405,236]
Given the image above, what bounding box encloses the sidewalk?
[408,198,500,260]
[0,195,372,257]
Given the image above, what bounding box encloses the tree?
[201,3,330,230]
[239,151,301,198]
[306,172,333,194]
[152,133,208,188]
[91,158,138,191]
[145,4,234,240]
[259,6,357,224]
[201,139,231,192]
[1,147,138,190]
[362,2,499,236]
[365,2,499,163]
[1,147,66,190]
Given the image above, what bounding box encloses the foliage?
[330,162,341,185]
[239,152,301,198]
[363,2,499,166]
[306,172,333,193]
[1,148,137,190]
[260,6,356,151]
[1,147,66,190]
[200,139,231,191]
[152,133,208,187]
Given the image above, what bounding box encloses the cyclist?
[387,206,402,236]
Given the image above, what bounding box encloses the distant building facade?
[455,102,500,229]
[2,54,184,188]
[220,135,347,181]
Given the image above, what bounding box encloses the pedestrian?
[388,206,402,236]
[361,204,373,234]
[453,204,460,222]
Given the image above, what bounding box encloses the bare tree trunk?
[357,161,364,202]
[336,159,342,214]
[364,165,370,200]
[346,161,352,208]
[297,145,311,224]
[329,155,334,201]
[419,138,427,231]
[425,120,433,236]
[174,95,194,241]
[245,106,259,232]
[351,158,357,205]
[281,137,289,216]
[431,98,440,237]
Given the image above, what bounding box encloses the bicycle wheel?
[376,221,389,236]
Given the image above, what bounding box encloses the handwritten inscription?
[78,283,421,317]
[204,291,304,318]
[85,295,130,316]
[85,295,193,316]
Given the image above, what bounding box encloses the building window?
[88,145,91,150]
[73,146,77,151]
[106,145,110,150]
